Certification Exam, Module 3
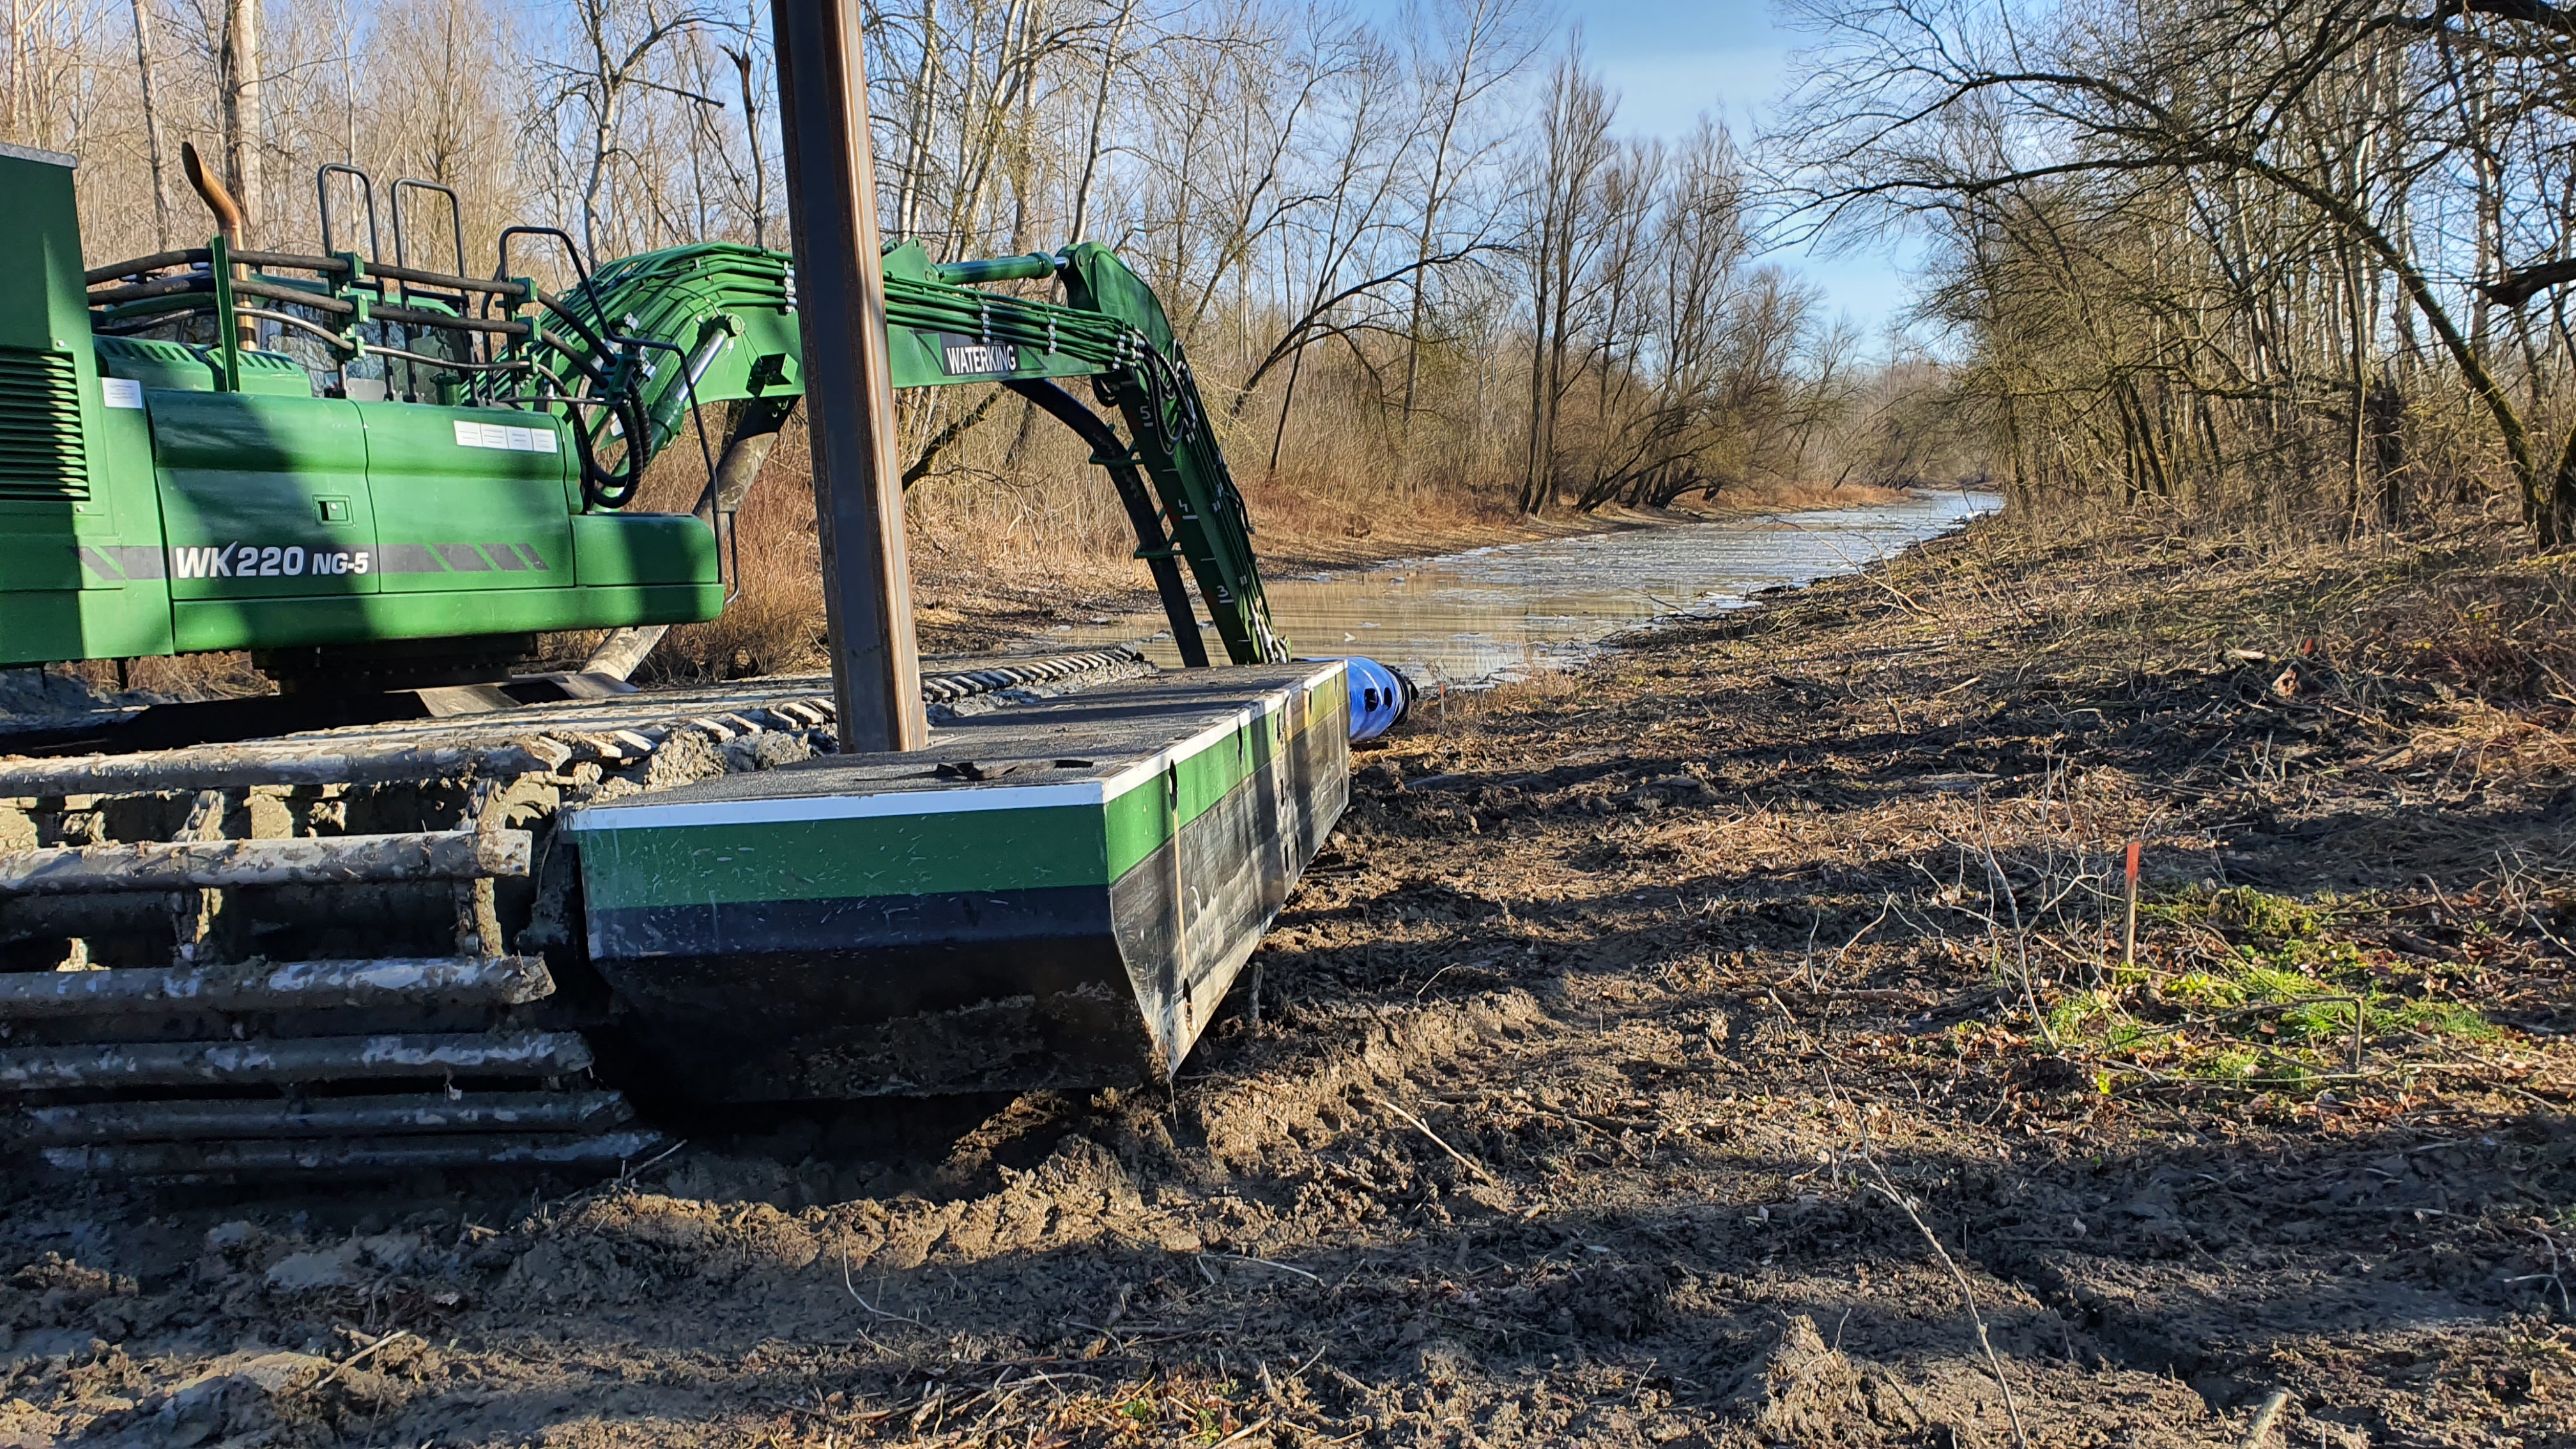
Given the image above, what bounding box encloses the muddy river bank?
[3,512,2571,1448]
[1046,490,1995,687]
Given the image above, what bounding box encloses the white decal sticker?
[171,544,235,578]
[942,341,1016,375]
[102,378,142,409]
[171,543,370,579]
[452,419,560,454]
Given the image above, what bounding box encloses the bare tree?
[533,0,716,261]
[1066,0,1133,243]
[218,0,263,230]
[130,0,177,243]
[1397,0,1537,425]
[1521,45,1613,514]
[1777,0,2576,541]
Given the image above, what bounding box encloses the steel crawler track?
[0,648,1152,1180]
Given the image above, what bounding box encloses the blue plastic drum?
[1326,656,1414,742]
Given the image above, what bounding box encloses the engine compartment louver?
[0,347,88,502]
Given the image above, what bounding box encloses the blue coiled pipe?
[1328,656,1414,742]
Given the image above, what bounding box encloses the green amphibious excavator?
[0,139,1411,1177]
[0,139,1282,697]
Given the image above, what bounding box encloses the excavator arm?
[491,239,1286,667]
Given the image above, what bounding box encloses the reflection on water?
[1043,491,2000,688]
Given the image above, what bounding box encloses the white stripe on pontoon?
[567,779,1107,831]
[566,666,1331,834]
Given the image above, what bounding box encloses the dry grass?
[1395,505,2576,1125]
[1944,505,2576,701]
[59,652,268,702]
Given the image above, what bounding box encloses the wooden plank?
[0,829,530,895]
[0,737,572,799]
[0,954,553,1020]
[0,1030,594,1088]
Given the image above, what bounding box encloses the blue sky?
[1564,0,1923,346]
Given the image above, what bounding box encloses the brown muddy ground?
[6,515,2576,1448]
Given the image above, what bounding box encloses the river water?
[1043,490,1999,689]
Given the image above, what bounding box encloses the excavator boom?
[3,144,1283,678]
[497,238,1284,668]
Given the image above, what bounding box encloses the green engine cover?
[0,143,722,670]
[0,141,167,661]
[4,146,1280,675]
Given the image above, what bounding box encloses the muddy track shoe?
[0,651,1156,1181]
[0,788,656,1181]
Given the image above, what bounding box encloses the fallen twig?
[314,1329,413,1389]
[620,1137,687,1181]
[841,1236,926,1326]
[2234,1387,2290,1449]
[1372,1095,1498,1183]
[1856,1155,2033,1449]
[1231,1252,1326,1285]
[1970,803,2058,1050]
[2506,1229,2572,1314]
[1821,893,1897,990]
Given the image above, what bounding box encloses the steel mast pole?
[770,0,927,753]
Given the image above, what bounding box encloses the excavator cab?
[1,146,725,690]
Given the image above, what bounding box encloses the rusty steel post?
[770,0,928,753]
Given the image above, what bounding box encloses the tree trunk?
[894,0,940,240]
[1403,0,1496,431]
[130,0,175,248]
[1068,0,1132,245]
[730,43,767,247]
[1269,345,1305,474]
[219,0,264,235]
